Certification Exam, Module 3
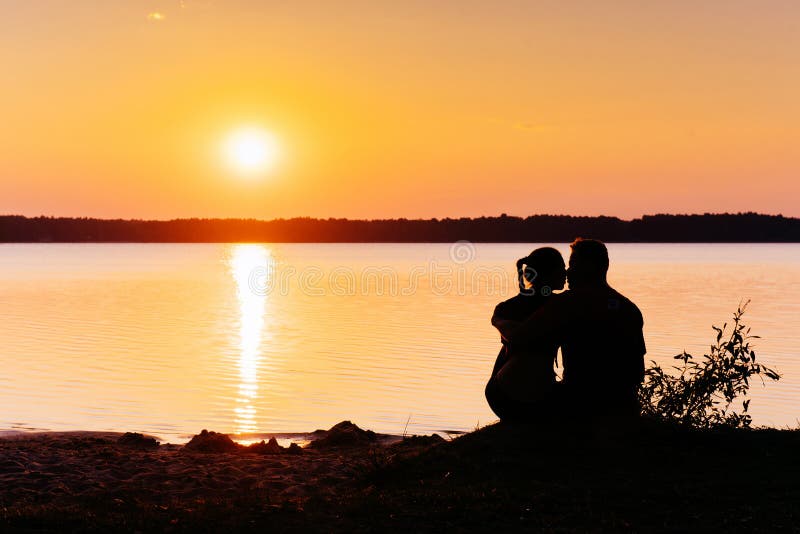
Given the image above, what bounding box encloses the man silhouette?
[511,238,646,417]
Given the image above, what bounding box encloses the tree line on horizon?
[0,213,798,243]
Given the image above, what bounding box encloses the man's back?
[558,285,645,412]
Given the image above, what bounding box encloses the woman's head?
[516,247,566,294]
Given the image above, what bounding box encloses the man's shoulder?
[607,287,644,323]
[560,286,643,322]
[607,286,640,308]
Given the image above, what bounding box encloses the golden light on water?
[230,244,271,434]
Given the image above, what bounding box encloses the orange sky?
[1,1,798,219]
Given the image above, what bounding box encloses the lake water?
[1,243,798,442]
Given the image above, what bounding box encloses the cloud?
[486,117,546,132]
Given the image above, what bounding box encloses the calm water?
[1,243,798,442]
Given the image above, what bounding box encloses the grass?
[326,419,800,532]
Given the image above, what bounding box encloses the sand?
[2,420,799,532]
[0,422,438,512]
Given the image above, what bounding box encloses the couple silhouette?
[486,238,646,422]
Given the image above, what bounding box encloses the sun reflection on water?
[230,244,271,434]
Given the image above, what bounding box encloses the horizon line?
[1,211,795,223]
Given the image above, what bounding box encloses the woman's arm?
[491,313,522,341]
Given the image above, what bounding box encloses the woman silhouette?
[485,247,566,422]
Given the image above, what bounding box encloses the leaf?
[642,303,779,429]
[713,326,723,343]
[764,370,781,381]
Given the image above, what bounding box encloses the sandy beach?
[2,420,799,532]
[0,421,442,532]
[0,421,426,503]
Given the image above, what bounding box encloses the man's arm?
[507,295,568,345]
[613,301,646,388]
[628,309,647,385]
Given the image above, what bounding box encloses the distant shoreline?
[2,213,799,243]
[3,241,800,245]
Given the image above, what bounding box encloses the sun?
[223,127,280,176]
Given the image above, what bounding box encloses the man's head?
[567,238,609,288]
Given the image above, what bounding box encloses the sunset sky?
[1,1,798,219]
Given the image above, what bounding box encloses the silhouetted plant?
[639,301,780,428]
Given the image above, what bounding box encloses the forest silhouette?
[1,212,798,242]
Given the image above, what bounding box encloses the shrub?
[639,301,780,428]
